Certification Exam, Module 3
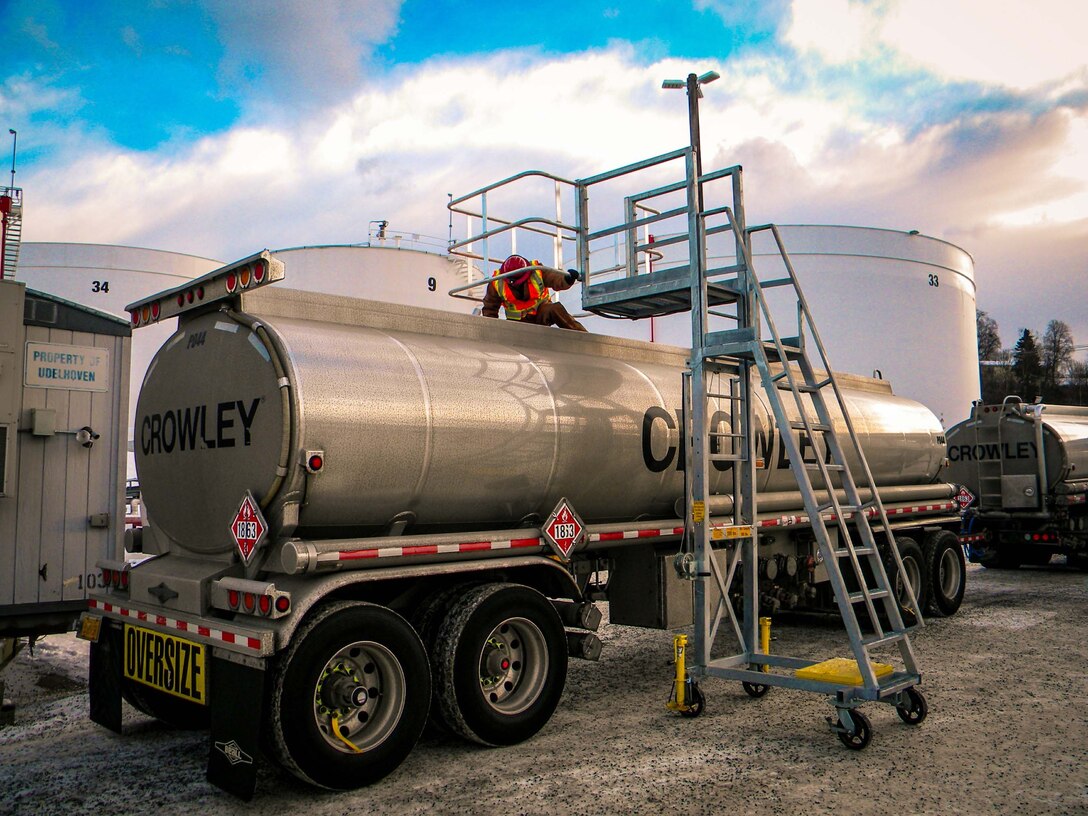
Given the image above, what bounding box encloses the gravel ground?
[1,562,1086,816]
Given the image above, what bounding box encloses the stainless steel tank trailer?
[947,397,1088,569]
[78,251,967,798]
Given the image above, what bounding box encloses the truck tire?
[886,536,926,620]
[409,583,474,735]
[268,601,430,790]
[923,530,966,617]
[432,583,567,746]
[121,680,209,729]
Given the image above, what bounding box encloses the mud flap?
[88,623,123,733]
[207,654,267,800]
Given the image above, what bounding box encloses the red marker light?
[177,294,185,307]
[186,290,194,304]
[258,595,272,615]
[101,569,112,587]
[130,311,140,326]
[243,593,255,612]
[196,285,205,300]
[275,596,290,613]
[253,261,265,282]
[120,571,129,590]
[150,302,160,320]
[226,271,237,293]
[228,589,240,609]
[308,454,323,472]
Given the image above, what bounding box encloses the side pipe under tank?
[682,482,957,517]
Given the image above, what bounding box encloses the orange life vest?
[495,267,550,320]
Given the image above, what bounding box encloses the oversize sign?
[123,624,206,704]
[25,341,109,392]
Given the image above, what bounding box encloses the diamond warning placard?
[231,492,267,564]
[542,498,585,560]
[954,486,976,511]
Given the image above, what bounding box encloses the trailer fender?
[264,555,581,650]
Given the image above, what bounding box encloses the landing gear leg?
[666,634,704,717]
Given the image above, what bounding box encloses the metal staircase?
[578,148,927,747]
[1,187,23,280]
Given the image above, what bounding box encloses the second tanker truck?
[947,397,1088,569]
[80,252,966,797]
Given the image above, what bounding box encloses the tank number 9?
[927,274,939,288]
[92,280,110,293]
[427,277,436,292]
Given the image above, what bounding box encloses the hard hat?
[500,254,532,285]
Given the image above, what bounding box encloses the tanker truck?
[947,397,1088,569]
[79,252,966,798]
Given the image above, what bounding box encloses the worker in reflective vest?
[481,255,588,331]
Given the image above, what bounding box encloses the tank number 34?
[92,280,110,293]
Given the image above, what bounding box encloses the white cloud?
[882,0,1087,90]
[783,0,875,64]
[785,0,1088,91]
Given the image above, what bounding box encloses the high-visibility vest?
[496,267,550,320]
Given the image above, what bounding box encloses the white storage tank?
[553,225,978,427]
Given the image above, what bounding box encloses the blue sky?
[3,0,1087,350]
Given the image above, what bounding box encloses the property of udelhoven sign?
[25,342,110,393]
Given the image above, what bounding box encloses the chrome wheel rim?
[939,547,962,599]
[312,640,405,753]
[477,617,548,715]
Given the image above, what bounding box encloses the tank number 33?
[927,274,939,288]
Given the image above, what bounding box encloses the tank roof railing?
[445,147,748,311]
[448,169,583,299]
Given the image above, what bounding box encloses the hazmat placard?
[24,341,109,392]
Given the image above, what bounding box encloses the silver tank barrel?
[134,290,947,555]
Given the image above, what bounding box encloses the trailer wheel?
[887,536,926,619]
[923,530,967,617]
[268,601,430,790]
[433,583,567,746]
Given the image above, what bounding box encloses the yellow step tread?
[793,657,894,685]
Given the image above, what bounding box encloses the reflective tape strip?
[87,598,264,652]
[586,526,685,543]
[338,536,543,562]
[959,533,987,543]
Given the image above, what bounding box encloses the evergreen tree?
[1011,329,1043,400]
